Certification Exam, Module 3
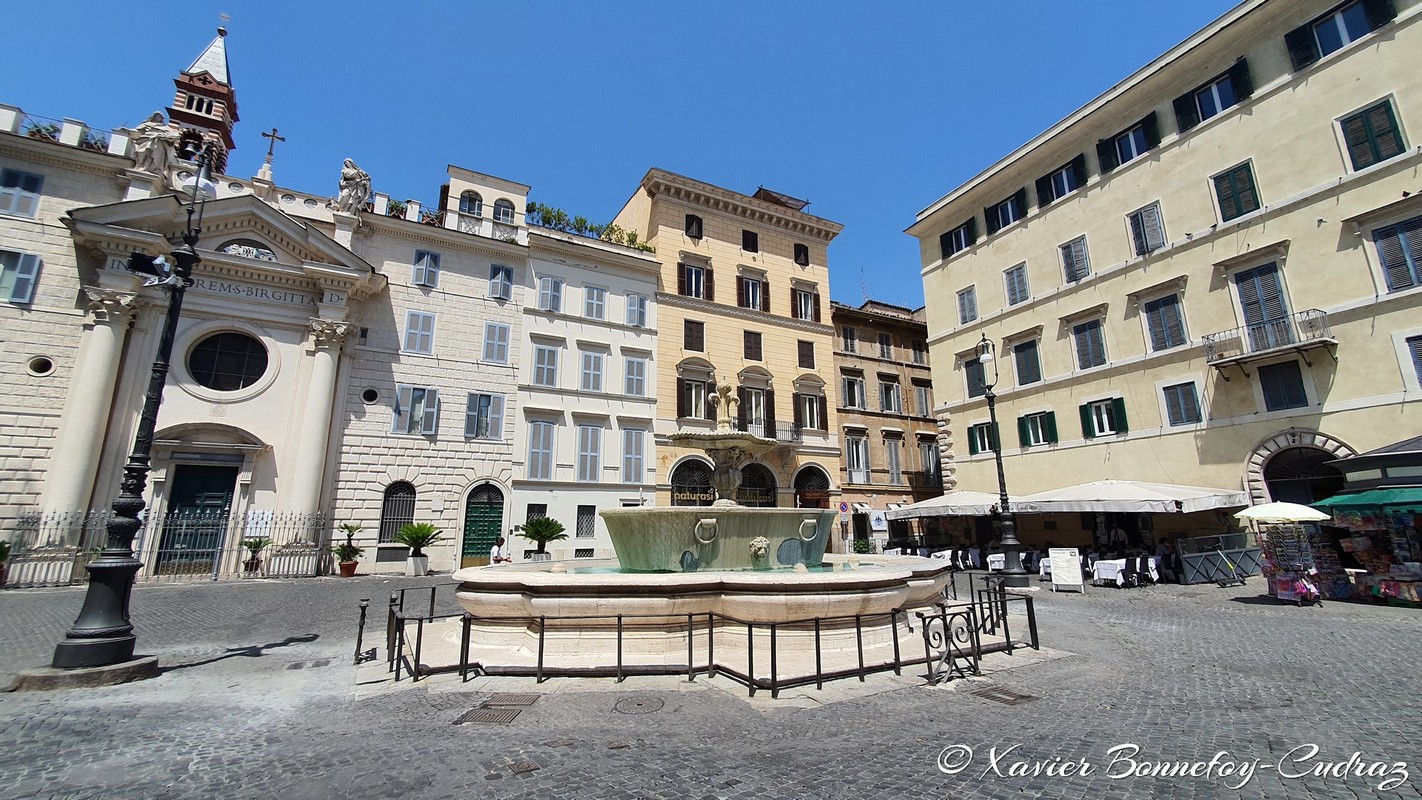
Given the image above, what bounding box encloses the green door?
[159,464,238,574]
[462,484,505,567]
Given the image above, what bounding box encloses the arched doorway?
[1244,430,1355,504]
[737,463,778,507]
[794,465,831,508]
[671,460,714,506]
[462,484,505,567]
[1263,447,1345,504]
[379,482,416,542]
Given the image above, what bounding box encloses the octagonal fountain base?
[446,554,956,674]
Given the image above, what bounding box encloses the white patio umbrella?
[884,490,1038,520]
[1017,479,1248,514]
[1233,502,1331,523]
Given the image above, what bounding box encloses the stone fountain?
[600,383,834,572]
[447,383,954,675]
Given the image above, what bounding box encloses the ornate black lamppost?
[977,333,1029,589]
[52,142,216,669]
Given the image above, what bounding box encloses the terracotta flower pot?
[339,561,358,578]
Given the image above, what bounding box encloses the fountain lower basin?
[451,553,953,624]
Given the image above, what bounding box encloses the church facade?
[0,29,669,583]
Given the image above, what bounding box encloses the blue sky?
[4,1,1238,309]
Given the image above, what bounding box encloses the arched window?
[379,482,416,542]
[459,191,483,217]
[493,198,516,224]
[794,466,831,509]
[670,460,714,506]
[737,463,778,507]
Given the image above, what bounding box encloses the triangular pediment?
[66,194,379,289]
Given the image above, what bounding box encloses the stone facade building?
[908,0,1422,543]
[611,170,845,512]
[830,300,943,551]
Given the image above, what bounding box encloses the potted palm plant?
[332,523,364,577]
[395,522,443,576]
[242,536,271,574]
[521,516,567,560]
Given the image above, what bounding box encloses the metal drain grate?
[486,693,541,707]
[455,707,522,725]
[969,685,1037,705]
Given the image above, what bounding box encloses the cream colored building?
[612,170,844,510]
[909,0,1422,539]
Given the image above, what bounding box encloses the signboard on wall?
[869,511,889,532]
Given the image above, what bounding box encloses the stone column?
[284,319,350,515]
[41,289,137,514]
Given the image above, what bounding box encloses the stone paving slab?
[1,574,1420,799]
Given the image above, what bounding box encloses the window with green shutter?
[1341,100,1405,171]
[1259,362,1308,411]
[1286,0,1395,71]
[1213,162,1260,222]
[1408,335,1422,385]
[1373,216,1422,291]
[967,422,997,455]
[940,219,976,259]
[1018,412,1057,447]
[1080,398,1126,438]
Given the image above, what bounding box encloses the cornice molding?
[643,170,843,242]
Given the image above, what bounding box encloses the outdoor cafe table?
[1091,556,1159,587]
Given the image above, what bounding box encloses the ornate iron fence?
[1,510,327,588]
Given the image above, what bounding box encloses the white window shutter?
[488,394,505,440]
[393,385,413,433]
[11,254,40,302]
[421,389,440,434]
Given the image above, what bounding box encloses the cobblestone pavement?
[2,573,1421,799]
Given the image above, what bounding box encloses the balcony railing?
[1203,309,1334,365]
[737,421,802,443]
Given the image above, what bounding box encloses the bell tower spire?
[166,25,238,174]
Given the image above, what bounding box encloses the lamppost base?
[999,571,1032,590]
[13,655,159,692]
[52,634,138,670]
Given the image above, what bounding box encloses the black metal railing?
[737,421,802,443]
[378,579,1040,696]
[2,510,327,588]
[1203,309,1332,364]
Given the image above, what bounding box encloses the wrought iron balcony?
[1203,309,1336,367]
[738,421,802,443]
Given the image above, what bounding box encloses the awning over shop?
[1017,479,1248,514]
[852,503,873,513]
[885,490,1038,520]
[1313,487,1422,509]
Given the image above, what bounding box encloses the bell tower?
[166,27,238,173]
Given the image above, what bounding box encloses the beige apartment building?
[909,0,1422,524]
[612,170,844,509]
[830,300,943,549]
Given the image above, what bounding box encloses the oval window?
[188,331,269,392]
